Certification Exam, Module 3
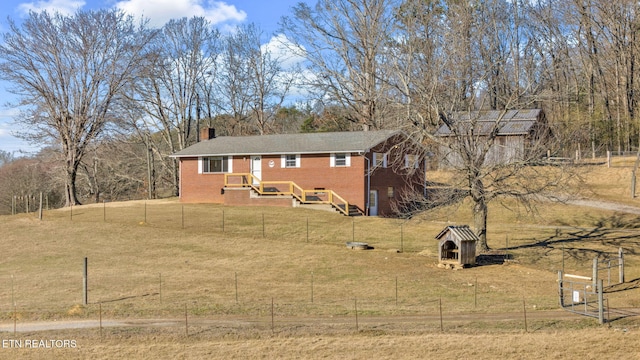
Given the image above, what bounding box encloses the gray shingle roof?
[171,130,402,157]
[435,109,543,136]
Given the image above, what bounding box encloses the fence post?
[38,192,43,221]
[83,257,88,306]
[99,303,103,339]
[439,297,443,331]
[185,304,189,336]
[354,298,359,332]
[592,257,598,289]
[474,276,478,308]
[557,271,564,307]
[619,247,625,283]
[311,272,314,303]
[523,298,528,332]
[598,279,604,325]
[395,276,398,306]
[235,272,238,303]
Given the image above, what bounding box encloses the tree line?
[0,0,637,214]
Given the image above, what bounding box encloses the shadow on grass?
[607,307,640,322]
[503,213,640,261]
[604,277,640,293]
[475,253,513,266]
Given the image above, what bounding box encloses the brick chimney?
[200,127,216,141]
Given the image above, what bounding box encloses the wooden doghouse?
[435,225,478,269]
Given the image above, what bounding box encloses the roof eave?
[170,149,372,158]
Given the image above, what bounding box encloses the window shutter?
[281,155,286,168]
[330,153,335,167]
[198,157,203,174]
[227,156,233,173]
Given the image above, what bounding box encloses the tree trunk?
[171,157,180,197]
[65,165,81,207]
[473,198,489,253]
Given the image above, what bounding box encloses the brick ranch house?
[171,129,426,216]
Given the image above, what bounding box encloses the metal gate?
[557,271,605,324]
[557,247,626,324]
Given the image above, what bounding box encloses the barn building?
[434,109,548,168]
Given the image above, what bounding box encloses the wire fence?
[3,199,632,337]
[0,292,547,337]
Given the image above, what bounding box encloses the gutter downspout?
[359,152,371,216]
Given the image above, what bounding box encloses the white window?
[373,152,387,168]
[405,154,419,169]
[330,153,351,167]
[200,156,232,173]
[281,154,300,168]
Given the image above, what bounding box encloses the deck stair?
[335,204,364,216]
[224,173,363,216]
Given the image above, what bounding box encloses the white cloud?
[114,0,246,28]
[263,34,306,69]
[18,0,85,16]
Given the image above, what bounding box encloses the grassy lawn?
[1,163,639,358]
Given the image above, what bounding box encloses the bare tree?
[216,23,298,135]
[280,0,397,130]
[244,24,297,135]
[133,16,220,196]
[0,9,157,206]
[0,150,14,168]
[0,152,63,214]
[390,1,581,252]
[215,24,257,136]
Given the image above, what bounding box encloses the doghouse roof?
[435,225,479,242]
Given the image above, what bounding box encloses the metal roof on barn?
[434,109,543,137]
[435,225,479,242]
[171,129,402,157]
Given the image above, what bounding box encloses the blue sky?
[0,0,309,154]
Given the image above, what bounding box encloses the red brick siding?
[178,147,424,216]
[223,188,294,207]
[259,154,366,210]
[179,157,226,203]
[178,154,367,209]
[368,138,426,216]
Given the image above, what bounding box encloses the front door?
[369,190,378,216]
[251,156,262,184]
